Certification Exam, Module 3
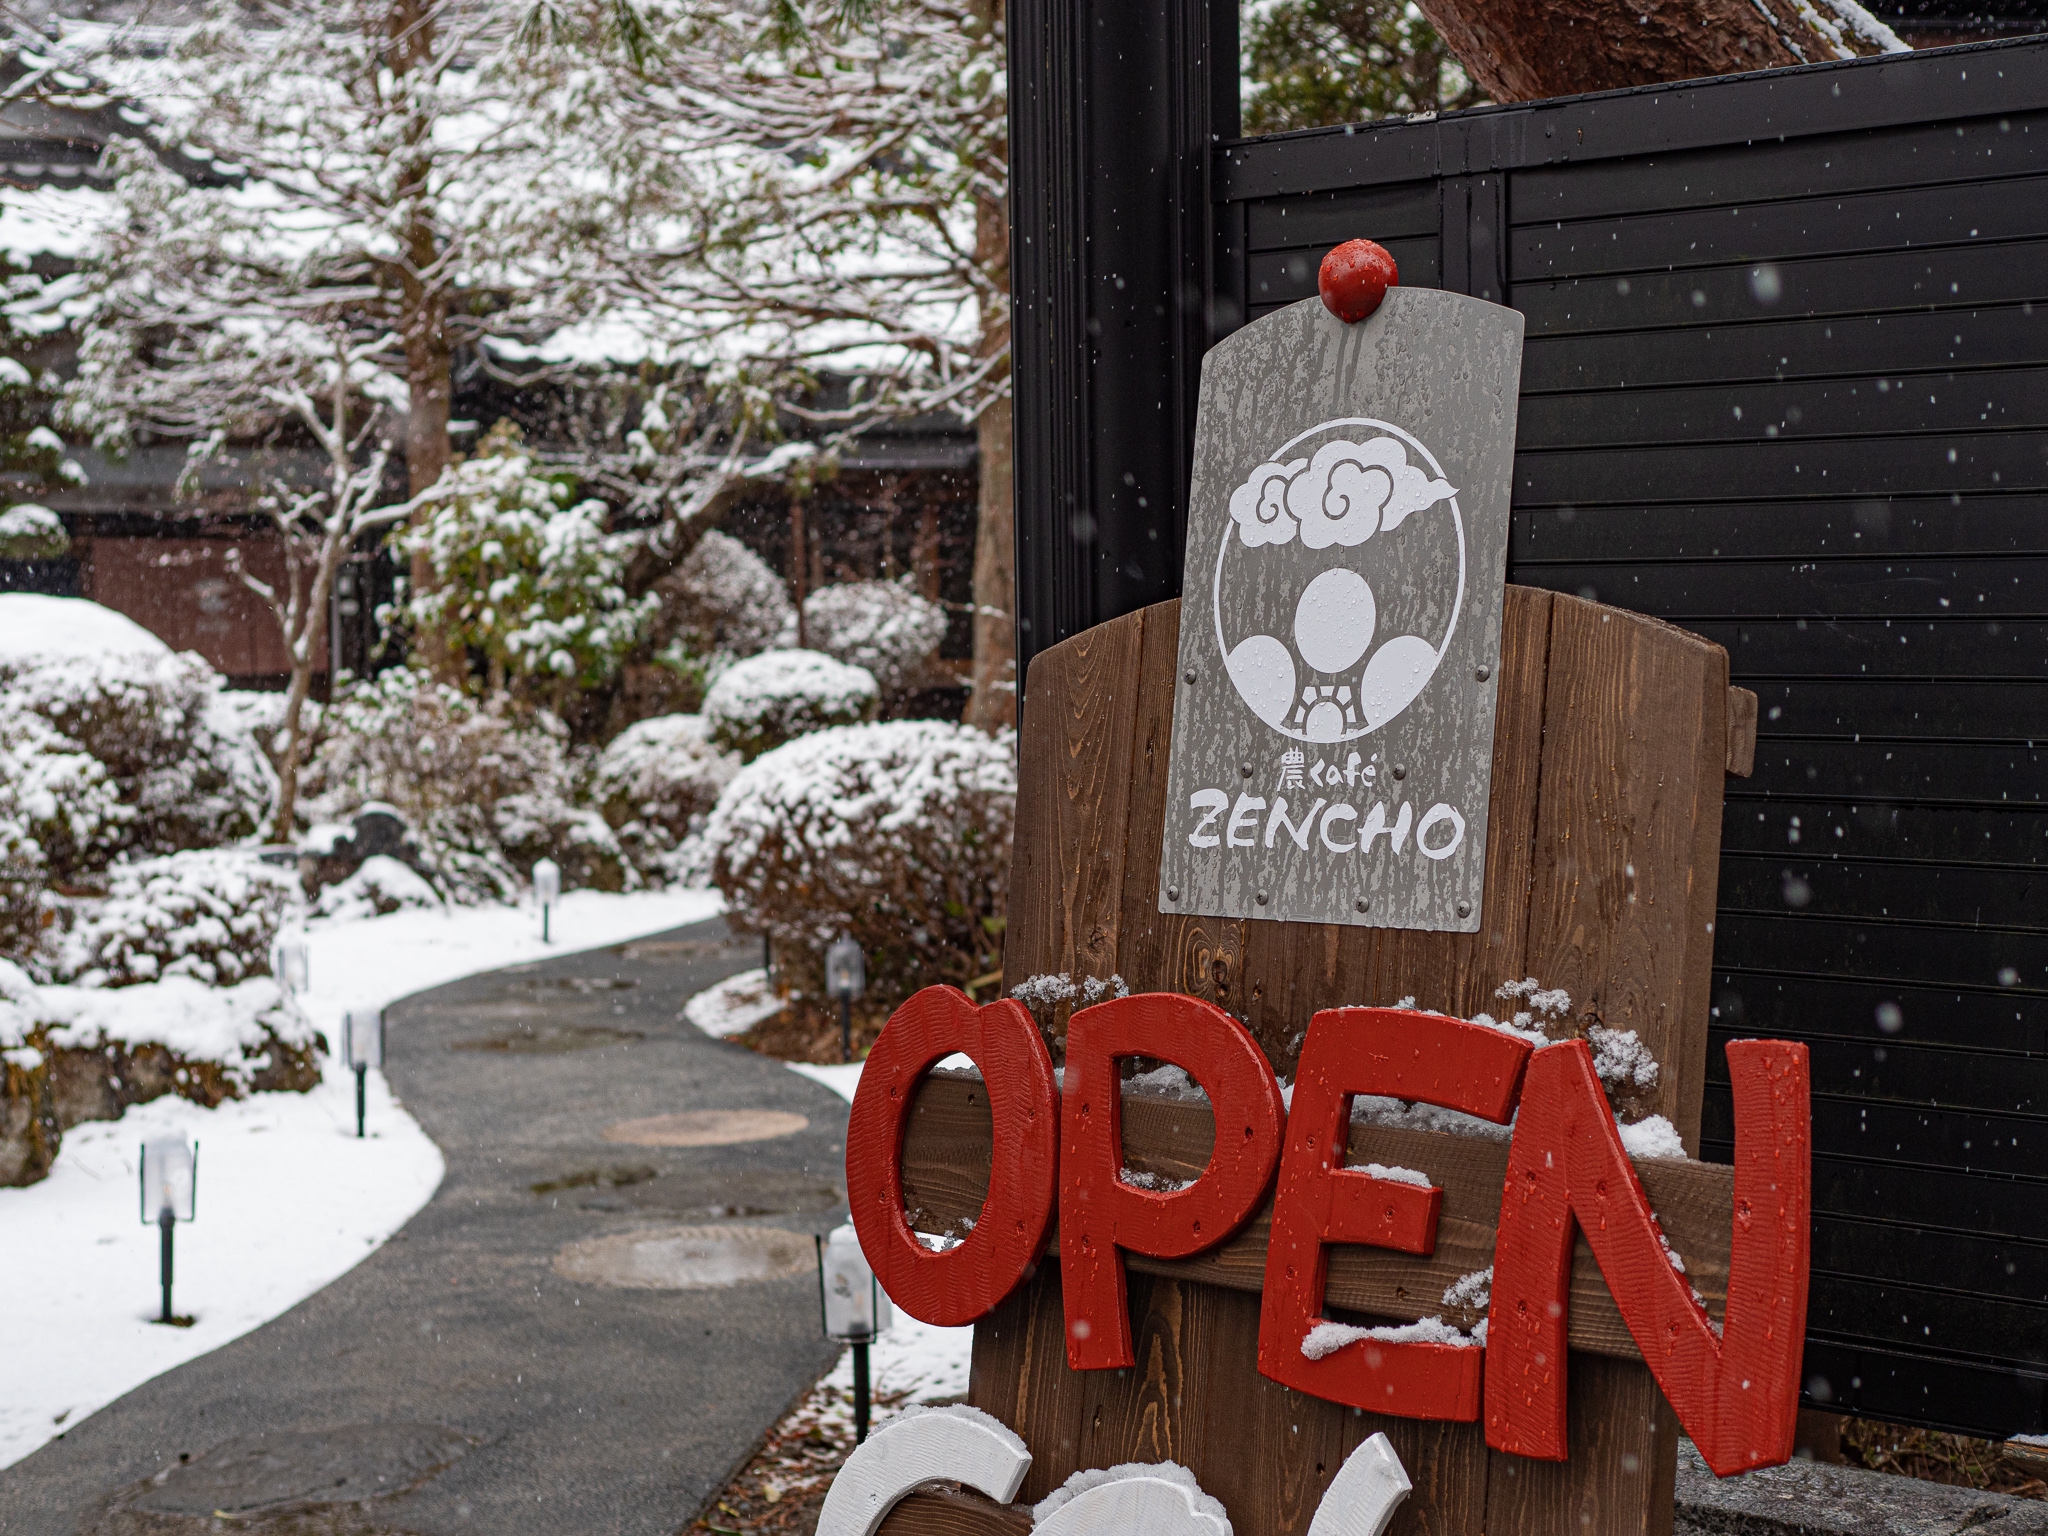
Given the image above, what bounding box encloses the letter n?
[1485,1039,1811,1475]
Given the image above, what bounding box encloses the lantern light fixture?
[824,938,866,1063]
[816,1222,891,1443]
[139,1138,198,1324]
[342,1009,383,1138]
[533,858,562,943]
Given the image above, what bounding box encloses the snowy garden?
[0,0,2044,1529]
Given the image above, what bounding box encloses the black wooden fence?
[1012,22,2048,1439]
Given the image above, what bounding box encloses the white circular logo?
[1211,417,1465,744]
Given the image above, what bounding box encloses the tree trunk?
[964,392,1016,733]
[1414,0,1894,102]
[964,85,1016,734]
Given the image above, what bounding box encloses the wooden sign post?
[839,266,1807,1536]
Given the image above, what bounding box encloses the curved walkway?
[2,916,849,1535]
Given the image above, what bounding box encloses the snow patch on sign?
[1120,1166,1198,1193]
[1301,1316,1479,1359]
[1618,1114,1686,1160]
[1442,1267,1493,1313]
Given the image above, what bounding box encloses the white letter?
[1358,801,1414,855]
[1187,788,1228,848]
[1227,794,1266,848]
[1416,804,1466,861]
[1319,802,1358,852]
[1265,796,1326,850]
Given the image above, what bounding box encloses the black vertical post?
[839,996,853,1064]
[355,1063,367,1138]
[542,904,551,944]
[852,1340,871,1444]
[1009,0,1239,699]
[158,1210,174,1324]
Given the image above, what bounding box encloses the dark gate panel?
[1201,41,2048,1439]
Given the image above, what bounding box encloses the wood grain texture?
[1520,595,1726,1152]
[968,588,1741,1536]
[903,1071,1736,1365]
[1004,609,1148,1000]
[1725,688,1758,778]
[877,1489,1035,1536]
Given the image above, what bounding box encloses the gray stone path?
[1,916,848,1535]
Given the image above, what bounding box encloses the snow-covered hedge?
[702,649,879,762]
[802,579,948,698]
[0,597,275,963]
[656,530,796,678]
[589,713,738,878]
[704,720,1015,1006]
[40,849,297,989]
[303,667,629,898]
[0,959,318,1187]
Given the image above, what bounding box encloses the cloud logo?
[1227,437,1455,550]
[1226,457,1307,548]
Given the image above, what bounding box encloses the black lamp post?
[140,1138,197,1324]
[817,1222,892,1443]
[534,858,561,943]
[342,1009,383,1137]
[824,938,866,1064]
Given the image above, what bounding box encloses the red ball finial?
[1318,239,1399,323]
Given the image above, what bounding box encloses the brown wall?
[80,536,324,681]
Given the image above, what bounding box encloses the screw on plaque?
[1184,668,1198,684]
[1476,665,1491,682]
[1241,763,1254,779]
[1166,886,1180,902]
[1355,897,1370,913]
[1456,899,1473,918]
[1255,891,1269,906]
[1392,764,1407,780]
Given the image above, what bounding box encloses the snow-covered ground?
[0,886,724,1471]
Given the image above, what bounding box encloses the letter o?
[846,987,1059,1326]
[1416,804,1466,861]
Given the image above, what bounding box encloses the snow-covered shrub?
[703,649,879,762]
[589,713,738,878]
[802,579,948,698]
[398,439,658,704]
[0,596,273,903]
[312,854,443,920]
[40,850,297,989]
[1,961,318,1188]
[302,667,628,898]
[704,720,1015,1007]
[0,504,69,560]
[656,530,796,675]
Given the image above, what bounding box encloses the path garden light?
[342,1009,383,1138]
[534,858,561,943]
[140,1137,197,1325]
[274,932,310,996]
[825,937,865,1063]
[816,1222,891,1445]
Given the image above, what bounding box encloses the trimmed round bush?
[802,579,947,698]
[40,849,297,989]
[701,649,879,763]
[589,713,738,875]
[703,720,1015,1008]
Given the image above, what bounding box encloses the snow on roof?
[0,183,119,260]
[0,593,171,662]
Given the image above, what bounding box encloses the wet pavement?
[2,916,848,1535]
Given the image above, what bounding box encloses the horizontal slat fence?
[1212,40,2048,1438]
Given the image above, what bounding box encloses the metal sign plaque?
[1159,288,1525,933]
